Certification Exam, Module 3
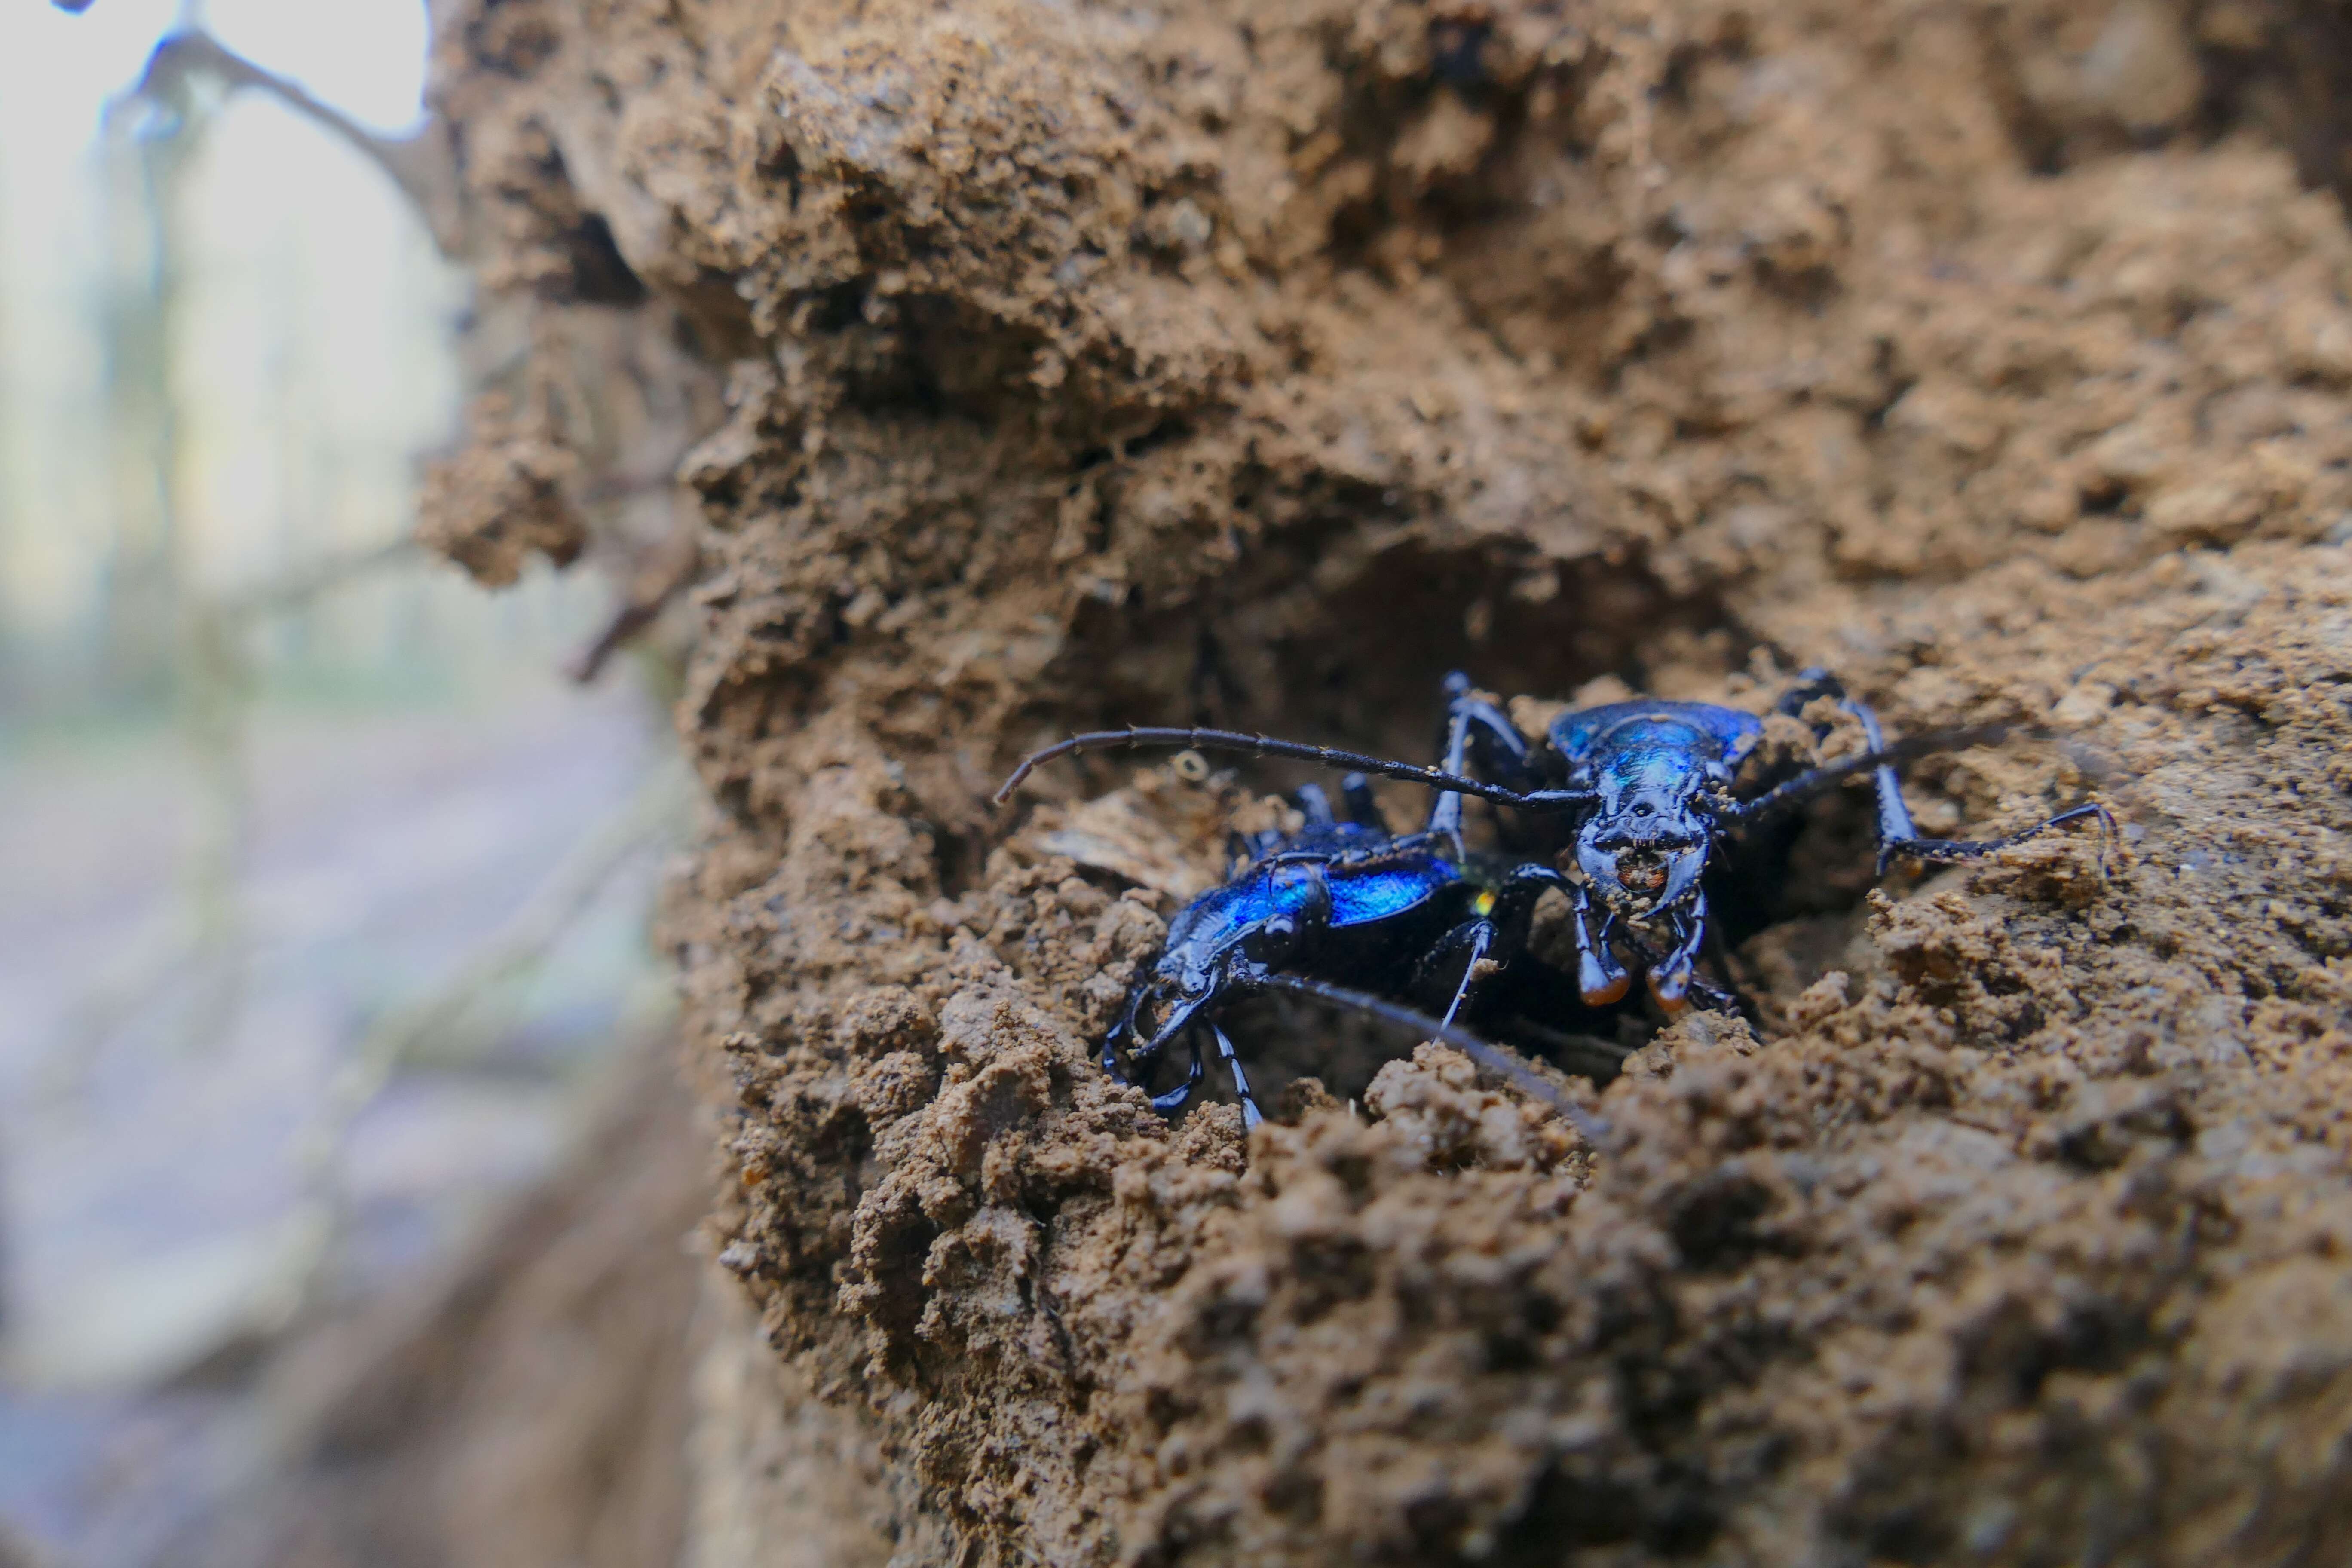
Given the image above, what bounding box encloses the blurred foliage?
[0,12,690,1562]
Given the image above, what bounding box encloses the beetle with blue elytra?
[997,668,2111,1123]
[1108,774,1581,1128]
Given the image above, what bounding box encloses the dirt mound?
[425,0,2352,1559]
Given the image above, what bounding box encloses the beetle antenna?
[1715,726,2014,824]
[993,726,1596,812]
[1252,972,1609,1144]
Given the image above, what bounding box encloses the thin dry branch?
[568,517,701,683]
[265,759,692,1328]
[217,536,419,619]
[127,28,464,253]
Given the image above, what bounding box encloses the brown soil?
[423,0,2352,1561]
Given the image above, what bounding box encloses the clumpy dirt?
[422,0,2352,1560]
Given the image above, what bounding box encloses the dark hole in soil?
[551,212,649,306]
[1044,538,1926,1105]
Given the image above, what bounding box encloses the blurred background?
[0,4,686,1561]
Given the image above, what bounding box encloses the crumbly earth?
[424,0,2352,1561]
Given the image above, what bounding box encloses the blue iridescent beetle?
[996,668,2110,1124]
[1108,776,1574,1128]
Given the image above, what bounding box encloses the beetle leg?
[1293,781,1335,827]
[1425,671,1540,849]
[1646,892,1710,1013]
[1424,861,1573,1023]
[1748,672,2113,876]
[1686,973,1744,1015]
[1147,1027,1207,1113]
[1573,885,1631,1006]
[1108,983,1163,1083]
[1210,1023,1262,1131]
[1412,918,1498,1028]
[1446,924,1496,1029]
[1775,666,1848,726]
[1105,1012,1133,1082]
[1698,913,1750,1017]
[1880,801,2117,874]
[1424,681,1474,852]
[1224,830,1256,873]
[1834,692,2114,876]
[1340,772,1384,828]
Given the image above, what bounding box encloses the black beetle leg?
[1686,973,1744,1015]
[1106,987,1151,1082]
[1210,1022,1262,1131]
[1646,892,1710,1013]
[1572,885,1632,1006]
[1698,914,1753,1017]
[1876,799,2117,878]
[1340,772,1383,828]
[1293,781,1335,826]
[1775,666,1848,724]
[1834,693,2114,876]
[1147,1026,1207,1113]
[1425,671,1539,849]
[1224,830,1254,873]
[1414,918,1498,1028]
[1446,921,1495,1028]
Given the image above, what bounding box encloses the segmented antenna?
[993,726,1595,812]
[1718,726,2012,823]
[1254,971,1610,1145]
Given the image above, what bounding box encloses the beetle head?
[1570,733,1719,919]
[1127,949,1216,1051]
